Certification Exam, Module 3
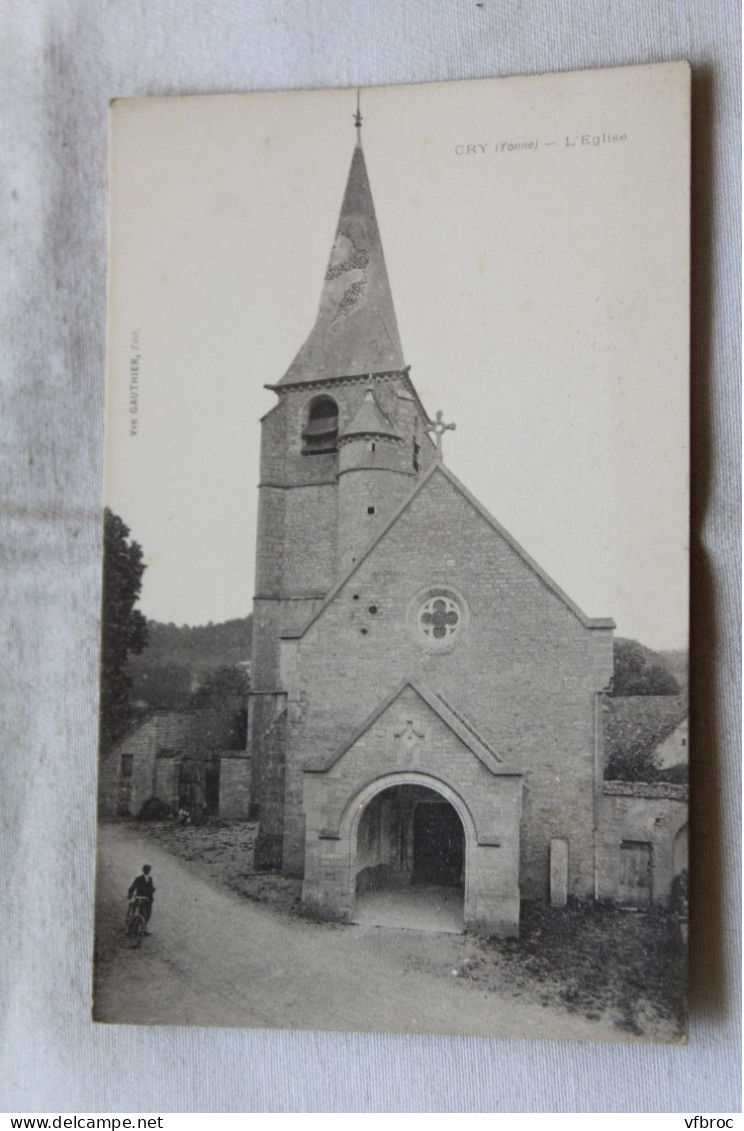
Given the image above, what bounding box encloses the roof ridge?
[281,461,614,640]
[280,464,440,639]
[304,677,517,776]
[429,688,500,759]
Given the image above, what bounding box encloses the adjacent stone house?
[98,708,250,820]
[598,695,688,908]
[655,717,689,770]
[596,781,688,909]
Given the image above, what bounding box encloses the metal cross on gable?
[425,410,456,458]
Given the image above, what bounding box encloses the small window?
[302,396,338,455]
[408,586,469,652]
[412,437,421,472]
[367,506,375,515]
[121,753,134,778]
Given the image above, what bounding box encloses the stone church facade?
[247,125,617,937]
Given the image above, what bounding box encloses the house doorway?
[352,784,465,932]
[178,758,221,820]
[618,840,652,908]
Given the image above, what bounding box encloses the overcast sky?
[104,64,689,650]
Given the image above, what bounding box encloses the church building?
[247,114,616,937]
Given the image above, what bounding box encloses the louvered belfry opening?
[302,395,339,454]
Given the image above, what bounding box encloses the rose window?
[419,595,461,642]
[408,587,468,652]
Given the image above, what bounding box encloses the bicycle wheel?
[129,913,145,947]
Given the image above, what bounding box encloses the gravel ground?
[115,817,686,1040]
[138,817,302,916]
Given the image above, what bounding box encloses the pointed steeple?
[279,127,405,385]
[340,388,401,441]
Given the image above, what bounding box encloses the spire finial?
[353,89,362,141]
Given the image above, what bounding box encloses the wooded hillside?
[127,616,252,710]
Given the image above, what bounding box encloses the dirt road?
[93,823,635,1040]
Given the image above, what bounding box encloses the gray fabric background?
[1,0,740,1114]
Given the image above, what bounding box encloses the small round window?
[409,587,468,652]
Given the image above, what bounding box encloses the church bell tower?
[249,106,436,869]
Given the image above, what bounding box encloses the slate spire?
[340,388,401,441]
[279,121,405,385]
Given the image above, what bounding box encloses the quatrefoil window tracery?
[408,586,468,652]
[419,595,461,642]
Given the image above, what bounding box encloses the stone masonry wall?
[98,710,241,818]
[219,754,252,819]
[252,704,288,869]
[282,469,613,898]
[597,783,688,904]
[99,713,185,817]
[301,684,523,934]
[337,462,415,573]
[249,372,436,861]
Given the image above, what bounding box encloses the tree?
[190,664,250,709]
[99,509,149,750]
[190,665,250,748]
[611,638,681,696]
[605,743,662,783]
[129,661,193,711]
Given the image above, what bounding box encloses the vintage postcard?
[94,63,690,1041]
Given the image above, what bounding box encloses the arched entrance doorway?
[352,784,465,932]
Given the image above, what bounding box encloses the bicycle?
[125,895,150,947]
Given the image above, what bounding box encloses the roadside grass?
[483,899,687,1038]
[135,817,687,1038]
